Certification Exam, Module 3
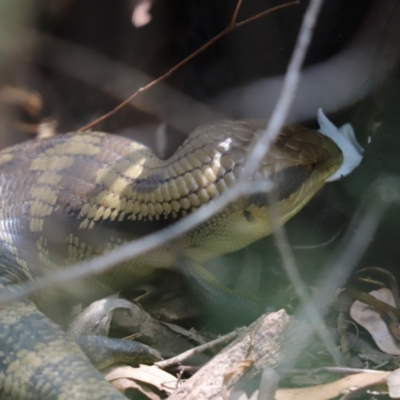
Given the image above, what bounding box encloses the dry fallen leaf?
[350,288,400,355]
[105,364,178,398]
[386,368,400,398]
[275,372,390,400]
[111,378,161,400]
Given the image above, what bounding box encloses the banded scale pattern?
[0,120,342,289]
[0,119,343,399]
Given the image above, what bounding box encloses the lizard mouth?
[273,155,341,226]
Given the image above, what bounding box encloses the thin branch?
[78,1,299,132]
[270,198,345,365]
[306,196,387,315]
[285,229,341,250]
[231,0,244,24]
[289,177,398,374]
[284,366,387,375]
[155,328,245,369]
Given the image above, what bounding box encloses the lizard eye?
[243,209,255,223]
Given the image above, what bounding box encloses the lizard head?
[184,118,344,261]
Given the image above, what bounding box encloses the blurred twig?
[78,0,299,132]
[248,0,343,366]
[241,0,323,177]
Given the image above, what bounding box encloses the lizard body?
[0,119,342,399]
